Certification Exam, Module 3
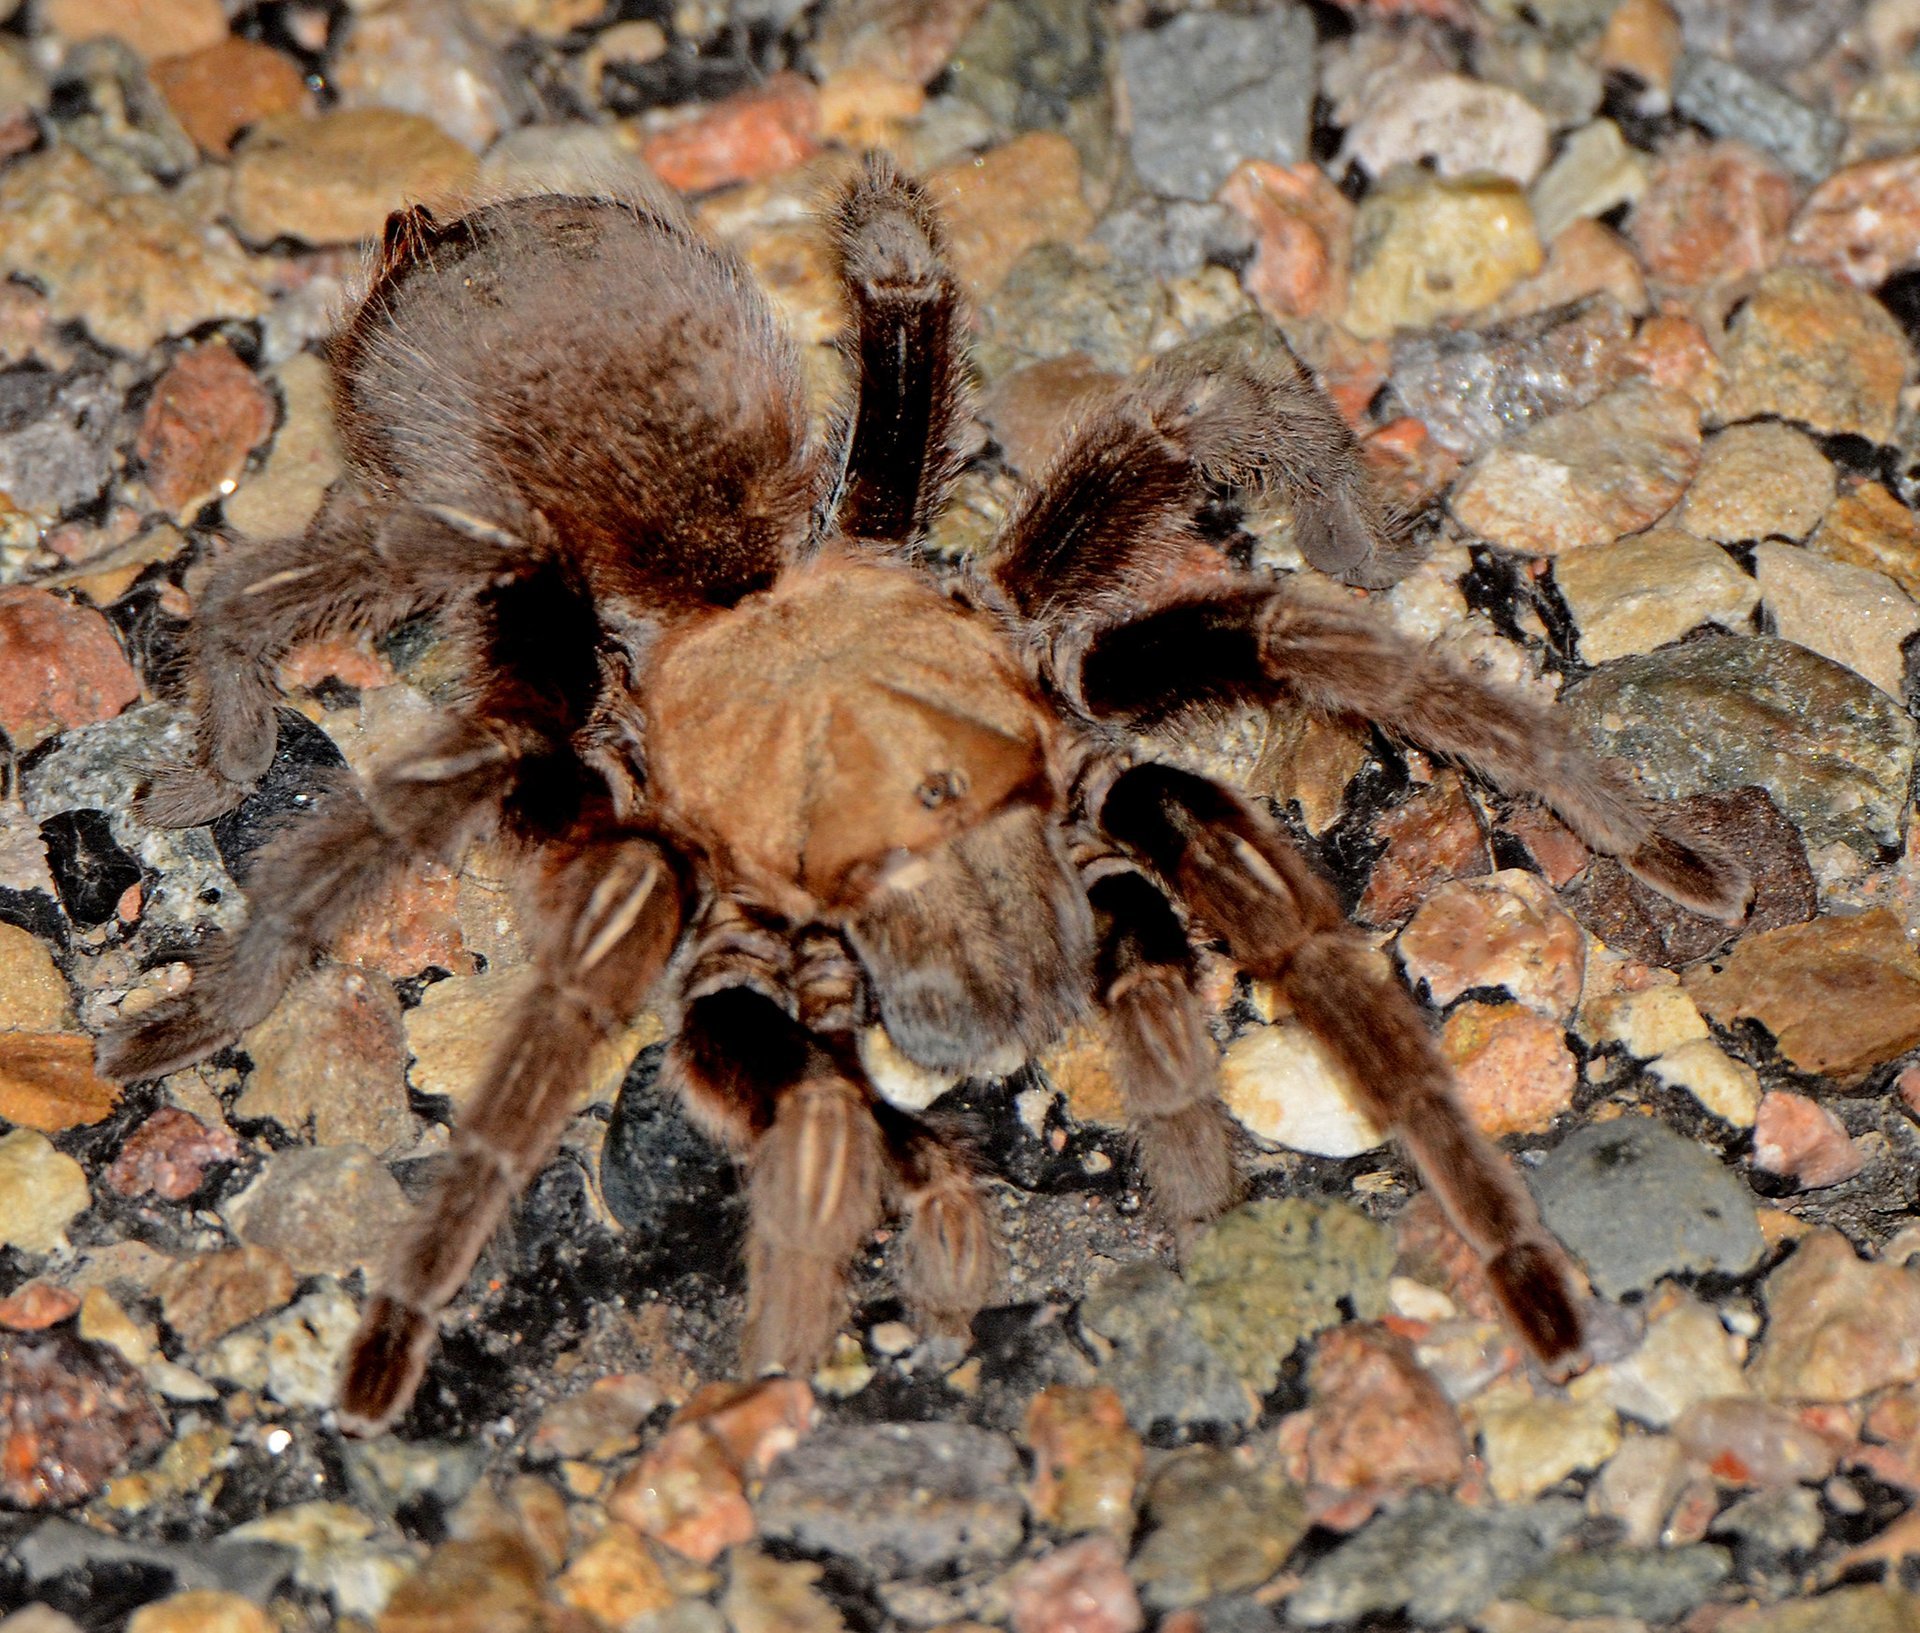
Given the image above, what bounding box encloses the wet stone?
[1562,633,1915,856]
[757,1421,1024,1577]
[220,1142,410,1279]
[1397,869,1586,1019]
[1115,7,1314,203]
[1450,382,1699,556]
[1747,1229,1920,1403]
[1677,422,1835,544]
[156,1244,298,1351]
[1754,542,1920,700]
[0,1325,168,1508]
[236,964,412,1156]
[105,1105,239,1200]
[1511,1543,1731,1621]
[0,1127,90,1254]
[1130,1447,1309,1611]
[1078,1261,1255,1431]
[39,807,141,928]
[1753,1089,1864,1189]
[135,340,277,523]
[1346,174,1543,339]
[0,589,141,754]
[1387,296,1634,462]
[1627,140,1794,289]
[1672,54,1842,182]
[1528,1116,1764,1298]
[1553,526,1758,664]
[149,36,311,157]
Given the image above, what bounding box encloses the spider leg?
[1075,588,1752,923]
[97,722,514,1083]
[825,153,970,548]
[877,1106,1001,1343]
[1099,762,1585,1369]
[1086,863,1241,1241]
[990,337,1412,621]
[340,833,685,1434]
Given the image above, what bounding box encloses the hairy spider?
[98,157,1751,1435]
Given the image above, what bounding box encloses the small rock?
[1130,1447,1308,1611]
[1555,524,1761,664]
[374,1535,548,1633]
[206,1278,358,1408]
[1357,772,1492,926]
[1592,1432,1689,1547]
[332,0,512,153]
[1678,422,1836,544]
[1450,383,1699,556]
[0,588,141,753]
[530,1373,662,1463]
[1718,1588,1920,1633]
[1529,1116,1764,1299]
[135,340,277,522]
[1711,1484,1826,1556]
[105,1105,239,1200]
[1346,174,1543,339]
[221,1142,411,1279]
[228,109,477,247]
[0,1280,80,1331]
[1628,140,1794,288]
[1023,1384,1142,1538]
[722,1546,843,1633]
[0,1033,119,1133]
[1578,1287,1750,1427]
[1219,1021,1386,1158]
[1007,1534,1143,1633]
[1563,634,1915,857]
[1686,910,1920,1083]
[1217,160,1351,323]
[1715,267,1914,444]
[1397,869,1586,1019]
[1672,54,1842,182]
[975,242,1159,381]
[1753,1090,1864,1190]
[1755,542,1920,700]
[638,72,819,195]
[927,132,1094,297]
[0,367,119,521]
[156,1244,298,1351]
[552,1521,675,1626]
[1529,119,1648,243]
[1078,1262,1257,1432]
[1440,1001,1576,1137]
[0,1325,168,1507]
[1580,983,1706,1059]
[125,1592,271,1633]
[1672,1396,1839,1485]
[1599,0,1682,100]
[1787,150,1920,290]
[1747,1230,1920,1403]
[1115,7,1315,203]
[39,806,141,928]
[982,354,1123,476]
[1648,1041,1763,1128]
[1301,1322,1467,1498]
[40,0,225,60]
[237,964,413,1155]
[1345,72,1550,186]
[0,1128,89,1254]
[1511,1543,1731,1621]
[1488,219,1648,324]
[150,36,310,157]
[224,351,343,541]
[1809,481,1920,598]
[0,922,68,1031]
[1469,1383,1622,1503]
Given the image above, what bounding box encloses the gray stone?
[1079,1260,1255,1430]
[1117,7,1316,201]
[1131,1447,1309,1611]
[975,242,1159,381]
[1287,1492,1581,1626]
[0,369,119,521]
[1672,54,1844,182]
[1528,1118,1764,1299]
[756,1422,1025,1577]
[220,1143,412,1280]
[1562,633,1916,856]
[946,0,1110,168]
[1711,1485,1825,1556]
[1512,1544,1732,1620]
[1091,197,1253,279]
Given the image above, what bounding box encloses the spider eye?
[915,769,968,809]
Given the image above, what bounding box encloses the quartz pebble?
[224,351,342,541]
[1344,72,1550,186]
[1440,1001,1576,1137]
[0,923,68,1032]
[1530,118,1647,241]
[1219,1021,1385,1157]
[1592,1432,1689,1547]
[1752,1090,1864,1190]
[1647,1041,1762,1128]
[41,0,225,61]
[125,1592,271,1633]
[332,0,512,153]
[1809,481,1920,597]
[0,1128,89,1253]
[1628,140,1793,288]
[1397,869,1586,1019]
[1747,1230,1920,1403]
[927,132,1093,296]
[639,73,819,194]
[1217,159,1352,323]
[1578,1288,1749,1428]
[1553,526,1757,664]
[1346,174,1543,339]
[1788,150,1920,290]
[1677,423,1835,544]
[1672,1397,1839,1486]
[551,1522,675,1625]
[104,1106,239,1200]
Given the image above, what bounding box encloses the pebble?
[1717,1588,1920,1633]
[1578,1287,1749,1428]
[40,0,225,60]
[1599,0,1682,100]
[220,1142,411,1279]
[551,1521,675,1625]
[1627,140,1794,288]
[1023,1384,1142,1538]
[1470,1383,1622,1503]
[1344,72,1550,186]
[1529,119,1648,243]
[332,0,512,153]
[975,242,1159,381]
[135,340,277,523]
[1440,1001,1576,1136]
[1556,527,1757,663]
[150,37,311,158]
[1184,1200,1394,1396]
[1685,909,1920,1083]
[156,1244,297,1351]
[1747,1230,1920,1403]
[638,72,819,194]
[1217,160,1351,323]
[0,147,266,352]
[0,1325,169,1507]
[237,965,413,1156]
[1809,481,1920,598]
[927,132,1093,296]
[0,1127,90,1254]
[1356,772,1492,926]
[1300,1322,1467,1497]
[1672,54,1843,182]
[1671,1396,1839,1486]
[757,1421,1024,1577]
[1647,1040,1762,1127]
[1219,1021,1385,1158]
[1529,1116,1764,1299]
[1450,383,1699,556]
[1346,174,1543,339]
[0,1281,79,1331]
[1115,7,1314,202]
[1397,869,1586,1019]
[1787,150,1920,290]
[722,1546,844,1633]
[373,1534,548,1633]
[0,366,120,522]
[104,1105,239,1200]
[227,109,477,247]
[0,1031,120,1134]
[0,588,141,753]
[1754,542,1920,700]
[1078,1262,1256,1431]
[209,1278,358,1407]
[1562,633,1916,856]
[1592,1432,1689,1547]
[1714,267,1914,445]
[1129,1447,1308,1611]
[530,1373,662,1463]
[1511,1543,1730,1621]
[124,1592,271,1633]
[1752,1090,1864,1190]
[224,351,343,541]
[1007,1534,1143,1633]
[1677,422,1836,544]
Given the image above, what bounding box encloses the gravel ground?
[5,1,1920,1630]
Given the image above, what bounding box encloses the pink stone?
[1753,1090,1863,1190]
[106,1106,241,1201]
[1396,868,1586,1018]
[1674,1396,1840,1486]
[0,1280,80,1331]
[1302,1322,1466,1499]
[640,72,818,194]
[135,340,276,520]
[1441,1000,1576,1137]
[1008,1535,1144,1633]
[0,587,140,751]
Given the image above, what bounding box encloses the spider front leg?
[1101,763,1585,1368]
[1078,588,1752,922]
[341,833,686,1434]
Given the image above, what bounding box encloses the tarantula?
[98,156,1750,1435]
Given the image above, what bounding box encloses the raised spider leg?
[96,720,514,1084]
[1077,587,1752,922]
[825,153,971,547]
[1100,762,1586,1368]
[341,833,685,1434]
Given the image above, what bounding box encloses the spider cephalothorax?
[99,157,1751,1434]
